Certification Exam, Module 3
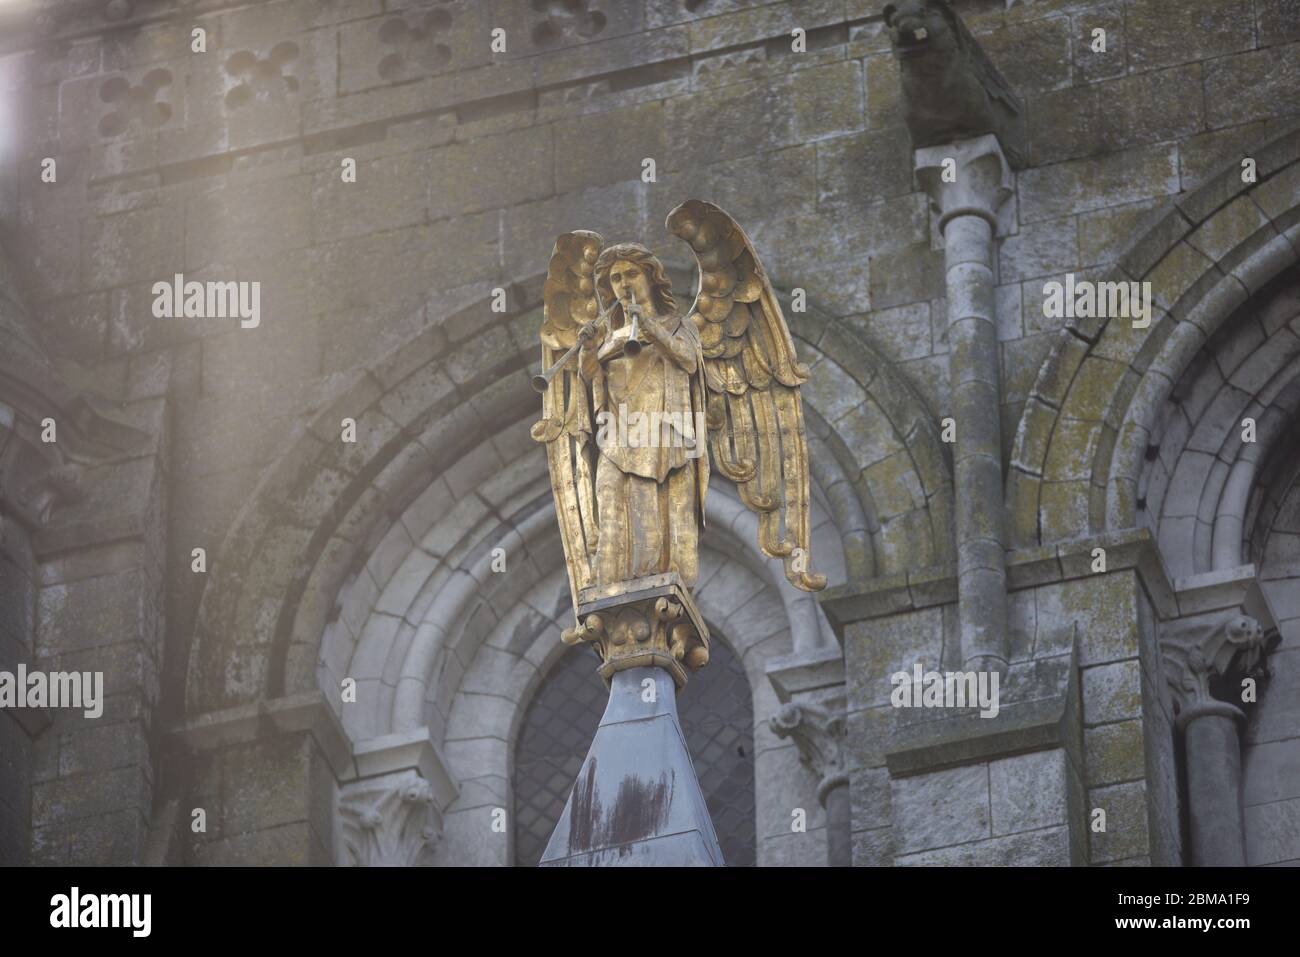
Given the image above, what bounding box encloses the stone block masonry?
[0,0,1298,869]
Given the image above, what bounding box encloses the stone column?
[915,134,1014,674]
[769,692,849,866]
[1180,703,1247,865]
[1161,609,1269,866]
[766,647,848,866]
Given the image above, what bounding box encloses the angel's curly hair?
[593,243,676,325]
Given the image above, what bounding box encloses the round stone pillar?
[1161,605,1271,867]
[1178,701,1247,866]
[914,134,1014,673]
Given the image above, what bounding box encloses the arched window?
[513,634,756,866]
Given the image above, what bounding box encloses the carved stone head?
[883,0,959,58]
[1162,611,1270,717]
[1221,615,1266,671]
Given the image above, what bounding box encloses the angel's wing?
[530,230,603,613]
[666,200,826,592]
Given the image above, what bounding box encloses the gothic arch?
[185,266,951,717]
[999,124,1300,868]
[1137,267,1300,579]
[318,476,841,742]
[1237,304,1300,866]
[1008,121,1300,548]
[428,540,826,867]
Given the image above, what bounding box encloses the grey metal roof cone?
[539,665,724,867]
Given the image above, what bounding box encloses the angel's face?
[607,259,652,316]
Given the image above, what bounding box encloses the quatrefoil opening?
[224,41,300,110]
[377,7,454,81]
[530,0,608,47]
[97,68,172,138]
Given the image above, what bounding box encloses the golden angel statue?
[531,200,825,688]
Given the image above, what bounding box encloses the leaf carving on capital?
[1160,611,1270,716]
[769,697,848,805]
[338,772,442,867]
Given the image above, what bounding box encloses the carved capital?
[565,573,710,690]
[769,693,848,806]
[914,134,1013,233]
[1161,611,1270,728]
[338,770,443,867]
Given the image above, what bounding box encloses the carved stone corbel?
[1,312,152,533]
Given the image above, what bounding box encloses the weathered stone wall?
[1244,466,1300,865]
[838,532,1181,866]
[0,239,166,865]
[0,517,37,864]
[1247,563,1300,865]
[2,0,1299,865]
[185,728,337,865]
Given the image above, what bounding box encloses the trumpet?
[530,291,646,394]
[531,311,607,394]
[623,290,643,359]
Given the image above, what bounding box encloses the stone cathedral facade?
[0,0,1298,867]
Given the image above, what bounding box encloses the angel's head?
[594,243,676,324]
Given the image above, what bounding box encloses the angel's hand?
[576,321,604,381]
[637,311,665,342]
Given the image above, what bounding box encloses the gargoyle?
[884,0,1027,168]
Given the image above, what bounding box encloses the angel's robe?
[579,311,710,588]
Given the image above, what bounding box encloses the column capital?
[769,690,848,806]
[339,769,443,867]
[1161,611,1269,729]
[336,727,459,866]
[1162,564,1282,729]
[563,573,710,691]
[914,133,1014,234]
